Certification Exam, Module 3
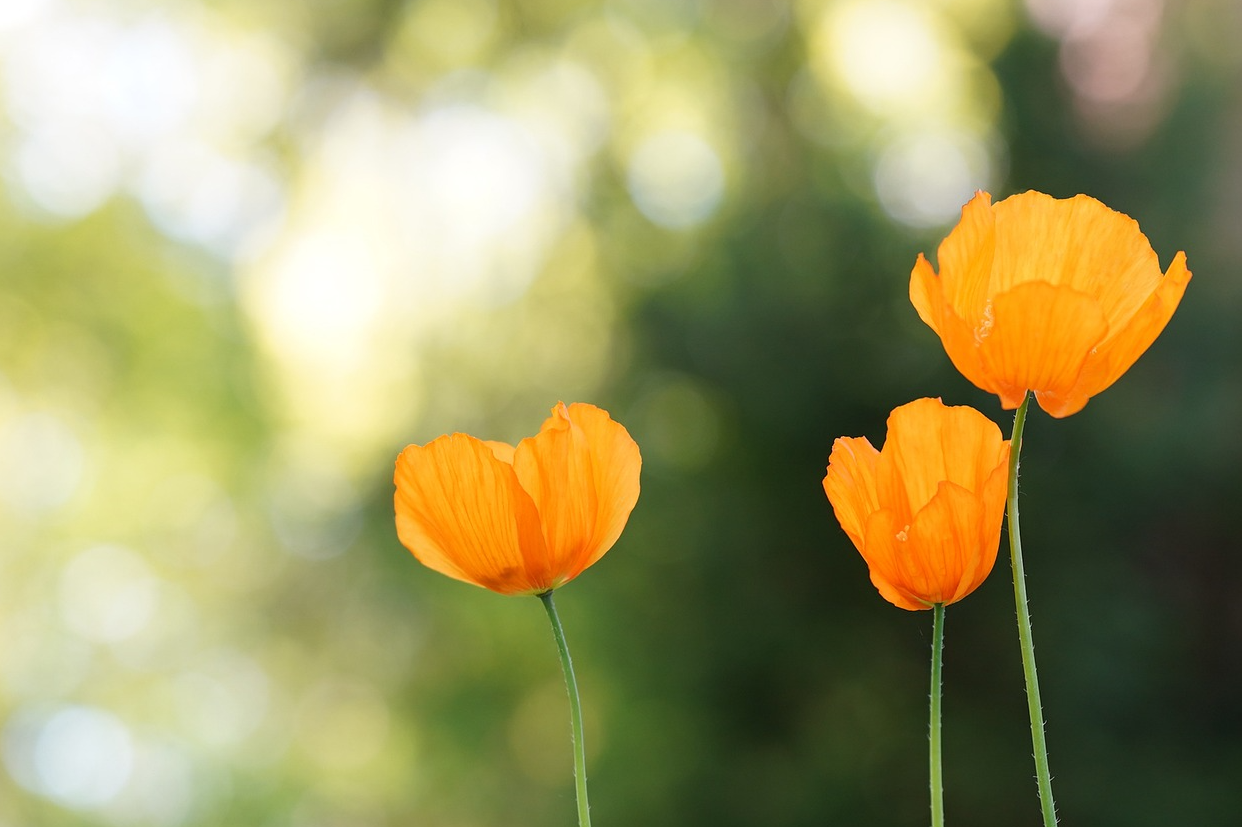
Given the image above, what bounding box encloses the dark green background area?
[2,1,1240,825]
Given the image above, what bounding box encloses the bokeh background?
[1,0,1239,824]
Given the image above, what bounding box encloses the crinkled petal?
[861,509,929,611]
[906,481,996,605]
[828,399,1009,611]
[484,440,516,464]
[823,436,881,551]
[512,402,641,585]
[513,404,598,586]
[934,190,997,322]
[394,434,550,595]
[911,241,998,398]
[565,402,642,571]
[993,192,1164,327]
[1060,250,1192,415]
[912,190,1190,417]
[976,457,1011,592]
[936,302,1002,398]
[910,254,943,334]
[876,398,1007,520]
[977,281,1110,411]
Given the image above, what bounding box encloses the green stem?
[539,590,592,827]
[929,602,945,827]
[1006,393,1058,827]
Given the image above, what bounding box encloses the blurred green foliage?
[1,0,1240,825]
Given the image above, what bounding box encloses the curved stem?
[929,602,945,827]
[539,591,592,827]
[1006,393,1058,827]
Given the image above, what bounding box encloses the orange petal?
[1073,251,1192,409]
[934,190,997,322]
[906,481,996,605]
[980,450,1010,524]
[512,402,641,586]
[910,253,943,334]
[823,436,881,551]
[992,193,1165,328]
[911,247,997,398]
[484,440,516,464]
[861,509,929,611]
[876,398,1007,520]
[394,434,550,594]
[976,281,1110,411]
[565,402,642,571]
[934,304,1003,398]
[512,405,597,586]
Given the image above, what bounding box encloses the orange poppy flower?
[394,402,641,595]
[910,191,1191,418]
[823,398,1010,611]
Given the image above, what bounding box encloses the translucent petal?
[394,434,550,594]
[513,405,598,585]
[906,481,994,605]
[876,398,1007,519]
[977,282,1109,412]
[910,253,943,334]
[513,402,641,584]
[1070,251,1192,412]
[823,436,881,551]
[565,402,642,571]
[861,509,929,611]
[935,190,997,323]
[910,190,1190,416]
[827,398,1009,610]
[992,192,1164,327]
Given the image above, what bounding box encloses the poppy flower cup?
[394,402,641,595]
[824,398,1011,611]
[910,191,1191,418]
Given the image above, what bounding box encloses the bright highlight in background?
[818,0,950,118]
[874,130,994,227]
[3,705,135,809]
[627,130,725,229]
[59,544,160,644]
[0,411,84,515]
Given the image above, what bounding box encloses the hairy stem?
[1007,393,1058,826]
[930,602,945,827]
